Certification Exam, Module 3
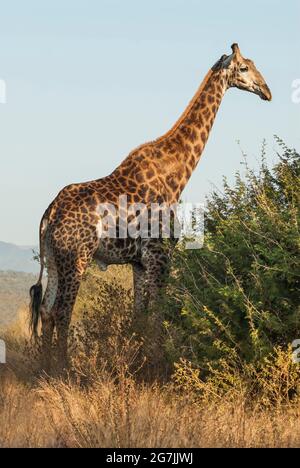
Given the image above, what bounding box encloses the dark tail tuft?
[29,283,43,340]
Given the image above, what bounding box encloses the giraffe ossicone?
[29,43,272,371]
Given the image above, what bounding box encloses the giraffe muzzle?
[259,84,272,101]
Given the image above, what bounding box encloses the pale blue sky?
[0,0,299,245]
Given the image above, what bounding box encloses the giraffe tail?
[29,215,48,340]
[29,283,43,340]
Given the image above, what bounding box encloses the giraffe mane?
[128,68,214,156]
[154,69,214,143]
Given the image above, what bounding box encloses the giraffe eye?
[240,66,249,73]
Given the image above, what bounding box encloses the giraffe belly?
[93,238,141,268]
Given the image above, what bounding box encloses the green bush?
[165,138,300,372]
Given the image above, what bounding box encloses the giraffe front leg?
[140,249,171,372]
[133,263,148,316]
[133,255,170,317]
[132,262,153,345]
[141,238,174,313]
[144,256,171,312]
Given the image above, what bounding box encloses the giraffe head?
[213,43,272,101]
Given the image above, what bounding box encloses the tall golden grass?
[2,368,300,448]
[0,305,300,448]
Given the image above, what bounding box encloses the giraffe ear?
[212,53,233,71]
[222,54,234,68]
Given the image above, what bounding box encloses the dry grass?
[0,318,300,448]
[1,365,300,448]
[1,266,300,448]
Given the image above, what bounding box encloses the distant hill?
[0,271,37,326]
[0,241,39,274]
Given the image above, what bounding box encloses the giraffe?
[30,43,271,370]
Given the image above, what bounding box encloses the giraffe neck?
[154,68,228,201]
[110,68,229,204]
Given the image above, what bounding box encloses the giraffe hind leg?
[39,253,58,373]
[53,276,82,372]
[51,254,90,373]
